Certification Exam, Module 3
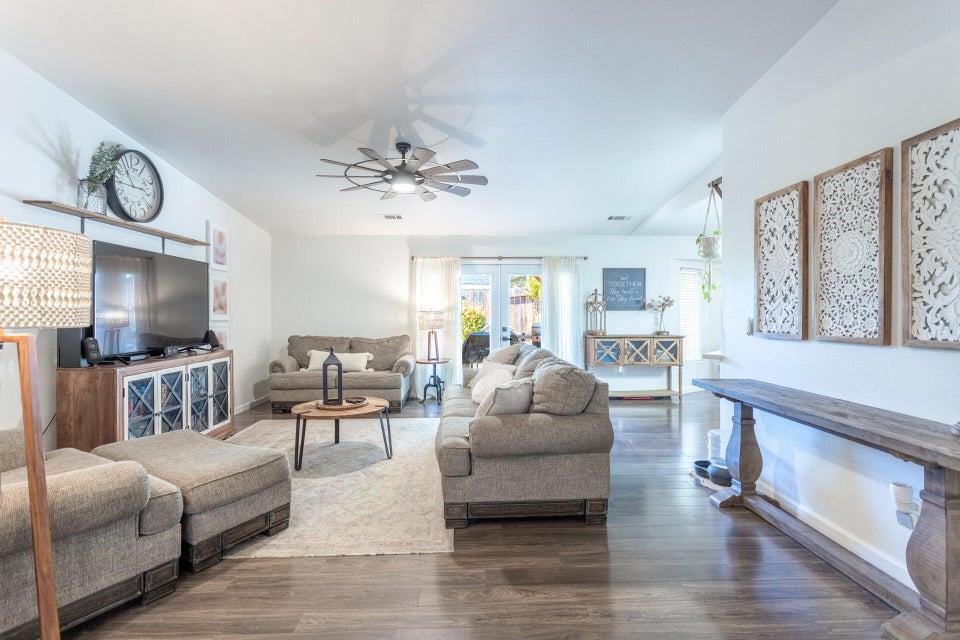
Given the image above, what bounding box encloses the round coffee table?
[290,397,392,471]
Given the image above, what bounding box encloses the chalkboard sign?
[603,268,646,311]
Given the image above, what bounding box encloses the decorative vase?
[654,312,669,335]
[76,180,107,214]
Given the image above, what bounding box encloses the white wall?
[272,234,721,393]
[635,159,722,236]
[0,48,272,447]
[721,1,960,588]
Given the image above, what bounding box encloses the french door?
[460,262,542,367]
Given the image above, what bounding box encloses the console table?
[693,378,958,640]
[583,334,683,401]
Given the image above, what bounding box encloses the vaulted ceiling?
[0,1,835,235]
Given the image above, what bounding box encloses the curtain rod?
[410,256,588,261]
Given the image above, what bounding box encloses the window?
[679,267,702,361]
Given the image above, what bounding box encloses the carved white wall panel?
[814,153,889,343]
[755,183,807,339]
[903,119,960,349]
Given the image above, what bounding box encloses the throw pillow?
[486,343,523,365]
[307,350,373,373]
[530,363,597,415]
[471,367,516,403]
[468,360,517,389]
[513,348,554,379]
[475,377,534,416]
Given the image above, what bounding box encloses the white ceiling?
[0,1,834,236]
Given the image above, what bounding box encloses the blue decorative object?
[603,268,646,311]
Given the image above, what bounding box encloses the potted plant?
[697,183,722,301]
[644,295,674,335]
[77,141,123,214]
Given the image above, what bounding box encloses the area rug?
[223,417,454,558]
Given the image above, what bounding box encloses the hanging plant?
[696,183,722,301]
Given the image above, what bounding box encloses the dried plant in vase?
[77,141,124,214]
[644,295,674,335]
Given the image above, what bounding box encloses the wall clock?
[106,149,164,222]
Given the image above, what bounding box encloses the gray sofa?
[269,335,416,411]
[435,345,614,528]
[0,430,181,639]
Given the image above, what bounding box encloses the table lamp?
[417,310,445,361]
[1,220,93,639]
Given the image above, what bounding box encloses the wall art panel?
[812,148,892,344]
[754,181,808,340]
[902,117,960,350]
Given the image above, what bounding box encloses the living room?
[2,2,960,639]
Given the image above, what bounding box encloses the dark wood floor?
[70,391,894,639]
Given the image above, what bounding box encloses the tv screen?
[93,241,209,357]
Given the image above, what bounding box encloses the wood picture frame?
[754,181,808,340]
[901,116,960,350]
[812,148,893,345]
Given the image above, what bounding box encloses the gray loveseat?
[435,345,614,528]
[0,430,181,638]
[269,335,417,411]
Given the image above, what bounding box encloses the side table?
[417,358,450,404]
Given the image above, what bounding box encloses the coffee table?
[290,397,392,471]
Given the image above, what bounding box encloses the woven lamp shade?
[418,310,446,331]
[0,221,92,328]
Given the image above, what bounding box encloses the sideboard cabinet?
[57,350,235,451]
[583,334,684,401]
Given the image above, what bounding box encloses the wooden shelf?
[23,200,208,247]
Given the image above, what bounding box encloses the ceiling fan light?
[390,173,417,193]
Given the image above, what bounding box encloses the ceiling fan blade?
[358,147,396,172]
[380,190,398,200]
[341,181,384,192]
[431,174,488,185]
[425,180,470,197]
[404,147,436,172]
[417,186,437,202]
[320,158,383,172]
[419,159,478,177]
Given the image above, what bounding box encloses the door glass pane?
[189,366,209,431]
[126,376,155,439]
[211,361,229,425]
[507,273,542,347]
[159,370,184,432]
[460,272,492,367]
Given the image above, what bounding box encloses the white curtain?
[541,256,583,363]
[410,257,462,398]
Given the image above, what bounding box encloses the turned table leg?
[711,402,762,509]
[882,466,960,640]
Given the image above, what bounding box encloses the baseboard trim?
[742,494,919,614]
[236,396,269,414]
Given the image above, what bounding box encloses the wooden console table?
[583,334,683,401]
[693,378,957,640]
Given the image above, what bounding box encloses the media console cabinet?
[694,378,959,640]
[57,350,234,451]
[583,334,684,401]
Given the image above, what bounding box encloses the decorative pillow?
[475,378,534,416]
[486,343,524,365]
[471,367,516,403]
[530,364,597,415]
[288,335,350,368]
[468,361,517,389]
[308,350,373,373]
[513,348,554,379]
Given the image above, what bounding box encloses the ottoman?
[94,430,291,573]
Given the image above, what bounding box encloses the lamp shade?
[0,221,92,328]
[418,309,445,331]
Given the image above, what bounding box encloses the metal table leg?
[334,418,340,444]
[378,410,393,459]
[385,409,393,457]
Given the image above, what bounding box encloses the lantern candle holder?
[321,347,343,405]
[584,288,607,335]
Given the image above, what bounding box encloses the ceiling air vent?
[382,214,403,220]
[607,216,631,221]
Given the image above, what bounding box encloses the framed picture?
[207,221,228,271]
[754,181,808,340]
[812,148,893,345]
[210,275,229,321]
[603,268,646,311]
[210,324,229,350]
[901,117,960,350]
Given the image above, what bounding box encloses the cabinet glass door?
[158,367,186,433]
[188,364,210,432]
[124,372,157,439]
[593,338,623,365]
[210,358,230,428]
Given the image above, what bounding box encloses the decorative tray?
[315,396,368,410]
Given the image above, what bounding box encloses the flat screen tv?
[91,241,209,357]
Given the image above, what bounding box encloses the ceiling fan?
[316,141,488,202]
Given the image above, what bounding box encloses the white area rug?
[224,417,453,558]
